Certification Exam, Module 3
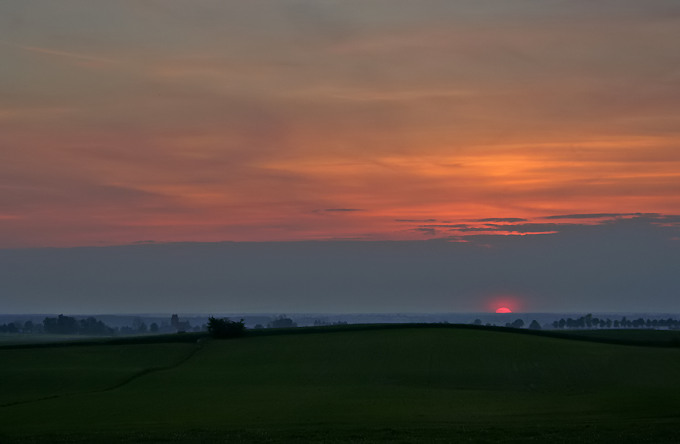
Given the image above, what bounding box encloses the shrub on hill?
[207,317,245,339]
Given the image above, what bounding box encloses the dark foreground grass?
[0,342,197,407]
[250,322,680,347]
[557,328,680,344]
[4,422,680,444]
[1,326,680,443]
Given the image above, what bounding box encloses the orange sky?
[1,1,679,248]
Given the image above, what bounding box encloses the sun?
[486,294,522,313]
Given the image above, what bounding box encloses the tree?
[43,315,79,334]
[585,313,593,328]
[130,317,148,334]
[268,316,297,329]
[529,320,541,330]
[207,317,245,339]
[79,317,114,335]
[506,319,525,329]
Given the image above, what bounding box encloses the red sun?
[495,307,512,313]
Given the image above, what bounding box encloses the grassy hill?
[1,325,680,443]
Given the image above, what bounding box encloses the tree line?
[551,314,680,330]
[0,315,115,335]
[0,315,170,336]
[471,314,680,330]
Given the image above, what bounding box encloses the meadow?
[1,325,679,443]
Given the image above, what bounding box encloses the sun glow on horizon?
[495,307,512,313]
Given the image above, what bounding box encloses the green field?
[1,326,680,443]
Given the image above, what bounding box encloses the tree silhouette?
[506,319,525,329]
[267,316,297,329]
[207,317,245,339]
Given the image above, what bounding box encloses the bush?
[207,317,245,339]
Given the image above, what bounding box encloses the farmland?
[1,325,680,443]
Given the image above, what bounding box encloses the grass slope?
[1,326,680,443]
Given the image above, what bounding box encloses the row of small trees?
[472,314,680,330]
[551,314,680,330]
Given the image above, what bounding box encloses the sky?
[1,1,679,313]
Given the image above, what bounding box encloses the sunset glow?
[1,2,679,249]
[495,307,512,314]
